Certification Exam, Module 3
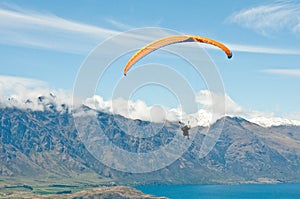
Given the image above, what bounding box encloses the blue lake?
[135,184,300,199]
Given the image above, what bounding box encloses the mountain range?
[1,96,300,185]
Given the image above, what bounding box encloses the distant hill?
[1,104,300,185]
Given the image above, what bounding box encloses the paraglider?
[123,35,232,138]
[123,35,232,75]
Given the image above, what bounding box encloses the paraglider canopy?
[124,35,232,75]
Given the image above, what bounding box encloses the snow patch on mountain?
[249,116,300,127]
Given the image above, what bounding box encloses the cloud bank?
[1,75,299,127]
[0,75,72,111]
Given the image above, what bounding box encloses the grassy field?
[0,174,115,198]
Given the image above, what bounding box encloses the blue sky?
[0,0,300,121]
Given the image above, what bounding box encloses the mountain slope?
[1,107,300,184]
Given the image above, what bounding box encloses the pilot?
[179,121,191,139]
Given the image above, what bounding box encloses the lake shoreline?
[135,183,300,199]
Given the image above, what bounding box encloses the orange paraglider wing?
[123,35,232,75]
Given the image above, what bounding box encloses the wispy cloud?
[262,69,300,76]
[172,39,300,56]
[228,1,300,36]
[0,6,120,54]
[0,8,118,36]
[105,18,133,30]
[1,4,300,56]
[227,43,300,55]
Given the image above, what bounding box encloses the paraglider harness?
[179,121,191,139]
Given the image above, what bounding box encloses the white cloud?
[106,18,133,30]
[1,5,299,56]
[0,75,47,96]
[0,77,299,127]
[0,6,164,55]
[195,90,243,115]
[262,69,300,77]
[0,4,299,57]
[82,90,242,127]
[227,43,300,55]
[84,96,175,123]
[0,6,120,54]
[83,95,214,127]
[163,37,300,58]
[195,90,300,127]
[81,90,300,127]
[0,8,117,36]
[228,1,300,35]
[286,111,300,121]
[249,116,300,127]
[0,75,73,111]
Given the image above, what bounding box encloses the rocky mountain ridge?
[1,105,300,184]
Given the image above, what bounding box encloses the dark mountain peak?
[37,95,45,103]
[224,116,249,123]
[25,99,33,104]
[7,97,16,102]
[214,116,254,127]
[77,104,93,112]
[49,92,56,98]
